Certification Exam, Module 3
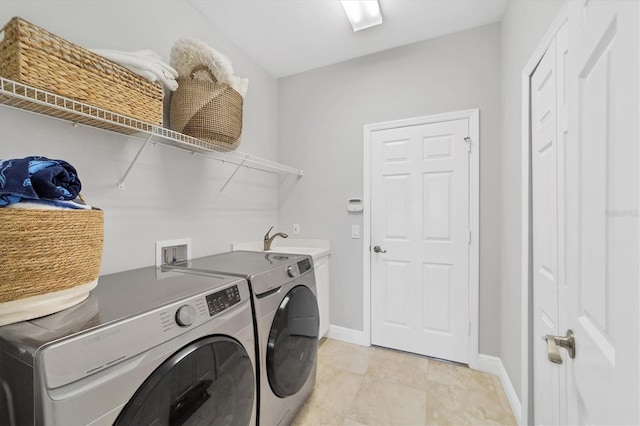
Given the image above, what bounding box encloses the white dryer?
[166,251,320,426]
[0,266,256,425]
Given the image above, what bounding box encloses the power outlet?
[293,224,300,235]
[156,238,192,267]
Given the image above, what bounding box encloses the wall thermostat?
[347,198,363,212]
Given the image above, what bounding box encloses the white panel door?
[532,36,560,426]
[531,20,569,426]
[370,119,470,363]
[564,0,639,423]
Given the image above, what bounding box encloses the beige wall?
[0,1,280,273]
[278,23,502,355]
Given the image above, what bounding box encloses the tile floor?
[292,339,516,426]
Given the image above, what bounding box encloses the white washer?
[166,251,319,426]
[0,266,257,425]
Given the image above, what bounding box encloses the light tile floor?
[292,339,516,426]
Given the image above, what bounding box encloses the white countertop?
[231,238,330,260]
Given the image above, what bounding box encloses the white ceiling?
[189,0,508,78]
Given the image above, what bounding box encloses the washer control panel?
[205,284,241,316]
[40,279,249,390]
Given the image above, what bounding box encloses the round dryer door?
[114,335,254,426]
[267,285,319,398]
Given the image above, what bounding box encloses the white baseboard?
[475,353,503,375]
[476,354,522,424]
[326,325,370,346]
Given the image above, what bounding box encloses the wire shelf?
[0,77,303,187]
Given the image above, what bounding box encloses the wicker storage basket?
[0,208,104,324]
[170,65,243,150]
[0,17,163,126]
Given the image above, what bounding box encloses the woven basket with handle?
[170,65,243,150]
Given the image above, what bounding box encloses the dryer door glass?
[267,285,319,397]
[114,335,254,426]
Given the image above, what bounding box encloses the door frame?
[363,108,480,368]
[520,3,569,425]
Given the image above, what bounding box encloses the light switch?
[351,225,360,239]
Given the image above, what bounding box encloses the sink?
[232,239,330,260]
[265,246,327,257]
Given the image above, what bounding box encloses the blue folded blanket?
[0,156,82,207]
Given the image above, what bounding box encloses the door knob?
[542,329,576,364]
[373,245,387,253]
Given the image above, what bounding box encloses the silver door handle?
[542,330,576,364]
[373,246,387,253]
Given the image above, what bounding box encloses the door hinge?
[468,321,471,336]
[468,229,471,244]
[464,136,471,153]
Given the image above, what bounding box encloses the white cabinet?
[314,255,330,338]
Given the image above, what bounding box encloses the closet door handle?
[373,246,387,253]
[542,330,576,364]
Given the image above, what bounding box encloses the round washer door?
[114,335,254,426]
[267,285,319,398]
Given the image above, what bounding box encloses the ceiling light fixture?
[341,0,383,32]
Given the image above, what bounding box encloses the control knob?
[286,265,295,278]
[175,305,197,327]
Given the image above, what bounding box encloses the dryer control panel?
[297,258,312,274]
[284,258,313,278]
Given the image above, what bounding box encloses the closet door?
[564,0,639,423]
[531,24,565,426]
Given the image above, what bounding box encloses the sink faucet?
[264,226,288,251]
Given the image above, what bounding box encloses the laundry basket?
[170,65,243,150]
[0,16,164,129]
[0,208,104,326]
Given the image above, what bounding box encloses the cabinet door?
[314,256,330,338]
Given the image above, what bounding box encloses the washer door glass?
[114,335,254,426]
[267,285,319,398]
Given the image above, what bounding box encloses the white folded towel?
[90,48,179,91]
[8,200,91,210]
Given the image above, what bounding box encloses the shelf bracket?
[118,133,154,189]
[219,157,248,192]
